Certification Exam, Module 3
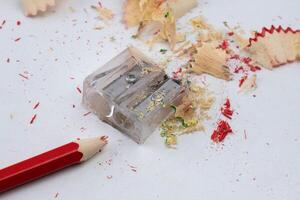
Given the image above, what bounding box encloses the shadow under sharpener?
[82,47,185,144]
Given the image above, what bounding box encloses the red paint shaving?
[218,40,229,50]
[230,54,240,60]
[248,64,261,72]
[242,57,251,64]
[211,120,233,143]
[221,98,233,119]
[234,66,244,74]
[76,87,82,94]
[30,114,37,124]
[227,32,234,36]
[14,37,21,42]
[172,68,182,80]
[242,57,261,71]
[239,75,248,87]
[248,25,300,47]
[83,111,91,116]
[33,102,40,109]
[19,73,29,80]
[17,21,21,26]
[231,55,261,72]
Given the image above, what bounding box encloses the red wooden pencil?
[0,136,108,193]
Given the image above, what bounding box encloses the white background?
[0,0,300,199]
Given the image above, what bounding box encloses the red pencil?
[0,136,108,193]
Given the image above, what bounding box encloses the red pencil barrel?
[0,142,83,193]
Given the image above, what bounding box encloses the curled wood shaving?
[174,16,225,59]
[123,0,196,49]
[173,17,233,81]
[124,0,196,26]
[246,25,300,69]
[21,0,55,16]
[123,0,143,27]
[168,0,197,19]
[141,1,177,49]
[190,42,231,80]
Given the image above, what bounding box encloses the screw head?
[126,74,138,84]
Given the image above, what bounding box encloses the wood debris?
[176,32,186,43]
[91,3,114,20]
[223,22,249,49]
[123,0,196,50]
[246,25,300,69]
[239,74,257,93]
[190,42,231,80]
[190,16,212,30]
[21,0,55,16]
[160,84,214,147]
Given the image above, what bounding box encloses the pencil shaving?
[223,22,248,49]
[176,32,186,43]
[160,84,214,147]
[123,0,143,27]
[246,25,300,69]
[190,42,231,80]
[21,0,56,16]
[233,33,249,49]
[190,16,213,30]
[239,74,257,93]
[123,0,196,49]
[124,0,196,27]
[168,0,197,19]
[199,32,222,42]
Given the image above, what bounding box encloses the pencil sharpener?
[82,47,186,144]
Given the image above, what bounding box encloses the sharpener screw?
[126,74,137,84]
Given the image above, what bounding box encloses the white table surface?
[0,0,300,199]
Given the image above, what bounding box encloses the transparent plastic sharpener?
[82,47,186,144]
